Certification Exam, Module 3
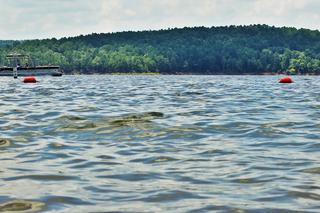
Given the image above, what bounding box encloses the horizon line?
[2,24,320,41]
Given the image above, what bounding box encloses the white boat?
[0,66,62,76]
[0,53,63,77]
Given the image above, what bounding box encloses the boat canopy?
[6,53,29,59]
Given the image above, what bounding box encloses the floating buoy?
[279,76,293,84]
[23,76,37,83]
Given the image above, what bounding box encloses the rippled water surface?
[0,75,320,212]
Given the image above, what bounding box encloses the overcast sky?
[0,0,319,40]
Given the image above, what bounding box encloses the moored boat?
[0,66,62,76]
[0,53,63,77]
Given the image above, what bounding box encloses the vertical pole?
[13,67,18,78]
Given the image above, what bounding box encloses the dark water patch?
[295,184,320,191]
[42,196,92,206]
[249,165,290,171]
[233,176,276,184]
[165,125,202,133]
[58,115,87,122]
[197,149,236,156]
[140,190,207,203]
[4,174,80,181]
[19,153,71,163]
[90,211,142,213]
[25,111,61,119]
[302,167,320,174]
[129,156,179,164]
[83,186,125,194]
[56,121,97,132]
[0,202,32,212]
[15,152,39,159]
[182,158,212,163]
[108,112,164,127]
[234,208,314,213]
[61,158,88,166]
[239,127,288,139]
[288,190,320,201]
[181,91,204,96]
[7,167,39,173]
[54,112,164,132]
[69,161,118,169]
[96,155,116,160]
[172,175,213,185]
[304,134,320,140]
[254,194,289,202]
[307,143,320,150]
[115,149,140,156]
[33,88,55,96]
[187,205,233,213]
[0,200,45,212]
[0,139,11,147]
[97,172,164,182]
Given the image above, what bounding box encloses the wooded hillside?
[1,25,319,74]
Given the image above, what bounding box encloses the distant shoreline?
[1,25,319,76]
[66,72,319,76]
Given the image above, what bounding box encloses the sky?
[0,0,319,40]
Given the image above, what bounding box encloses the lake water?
[0,75,319,213]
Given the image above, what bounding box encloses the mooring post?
[13,67,18,78]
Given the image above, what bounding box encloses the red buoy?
[279,76,293,84]
[23,76,37,83]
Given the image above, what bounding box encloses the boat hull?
[0,67,63,76]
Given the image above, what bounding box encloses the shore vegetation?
[0,25,319,75]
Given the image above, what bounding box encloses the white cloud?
[0,0,318,40]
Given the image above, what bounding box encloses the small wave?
[97,172,163,182]
[59,122,97,131]
[288,190,320,201]
[130,156,179,164]
[197,149,236,156]
[0,200,45,212]
[43,195,92,206]
[55,112,164,132]
[109,112,164,127]
[58,115,87,121]
[139,190,207,203]
[4,174,80,181]
[302,167,320,174]
[0,139,11,148]
[2,76,320,212]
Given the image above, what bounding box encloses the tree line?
[0,24,319,74]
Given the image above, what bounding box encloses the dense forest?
[0,25,320,74]
[0,40,15,47]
